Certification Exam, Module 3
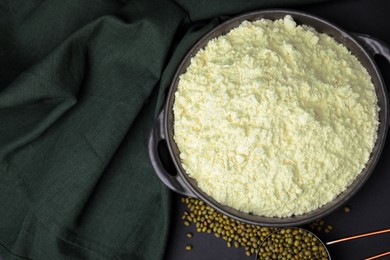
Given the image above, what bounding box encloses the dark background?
[164,0,390,259]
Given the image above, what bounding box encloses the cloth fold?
[0,0,327,259]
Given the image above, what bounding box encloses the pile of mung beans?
[181,197,333,259]
[181,197,276,256]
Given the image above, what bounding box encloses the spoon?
[256,227,390,260]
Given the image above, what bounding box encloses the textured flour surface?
[173,16,379,217]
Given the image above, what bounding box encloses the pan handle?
[354,33,390,129]
[148,110,196,197]
[354,33,390,61]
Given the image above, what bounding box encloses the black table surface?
[164,0,390,259]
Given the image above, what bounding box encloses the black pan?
[148,9,390,227]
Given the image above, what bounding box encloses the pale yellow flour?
[173,16,379,217]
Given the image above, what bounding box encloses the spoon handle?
[326,228,390,245]
[363,251,390,260]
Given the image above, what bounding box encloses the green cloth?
[0,0,327,259]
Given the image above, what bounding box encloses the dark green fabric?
[0,0,327,259]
